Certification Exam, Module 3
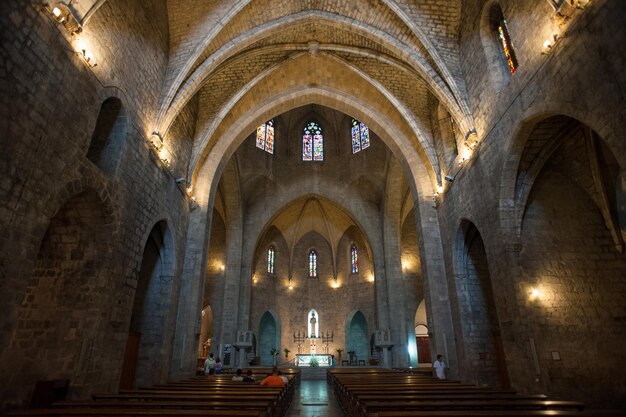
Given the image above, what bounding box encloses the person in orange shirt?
[260,367,286,387]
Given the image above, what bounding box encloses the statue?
[310,312,317,337]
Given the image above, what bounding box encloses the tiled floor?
[286,380,344,417]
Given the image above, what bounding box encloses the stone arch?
[453,219,509,388]
[11,187,115,399]
[345,310,369,364]
[517,133,626,402]
[479,1,515,92]
[157,9,471,135]
[172,82,449,378]
[258,310,281,366]
[120,220,176,389]
[86,98,127,177]
[253,226,288,281]
[437,102,459,166]
[500,109,625,246]
[188,52,440,184]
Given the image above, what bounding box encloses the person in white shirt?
[232,368,244,381]
[433,354,447,379]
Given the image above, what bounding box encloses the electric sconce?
[42,2,82,34]
[542,34,561,54]
[70,36,97,68]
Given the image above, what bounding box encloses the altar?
[295,354,332,367]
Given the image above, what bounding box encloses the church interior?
[1,0,625,412]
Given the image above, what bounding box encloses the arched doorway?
[454,220,509,388]
[198,305,213,358]
[414,300,431,365]
[258,311,281,366]
[346,310,369,365]
[120,221,175,389]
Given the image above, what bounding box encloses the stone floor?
[286,380,344,417]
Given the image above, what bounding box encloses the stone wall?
[436,0,626,407]
[0,0,192,406]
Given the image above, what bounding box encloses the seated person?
[277,370,289,384]
[260,366,285,387]
[243,369,256,383]
[232,368,244,381]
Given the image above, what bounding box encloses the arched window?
[480,3,518,91]
[309,250,318,278]
[303,122,323,161]
[256,120,274,154]
[351,244,358,274]
[267,246,275,274]
[351,119,370,154]
[496,17,518,75]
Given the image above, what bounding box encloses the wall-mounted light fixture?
[542,34,560,54]
[42,2,82,34]
[331,277,340,289]
[74,37,97,67]
[464,130,479,149]
[529,287,541,301]
[288,277,294,290]
[157,147,171,167]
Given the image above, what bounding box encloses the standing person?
[433,354,447,380]
[260,366,285,387]
[204,353,216,376]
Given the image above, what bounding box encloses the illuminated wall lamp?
[43,2,82,33]
[529,287,541,301]
[542,34,560,55]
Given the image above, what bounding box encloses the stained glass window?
[267,246,275,274]
[303,122,323,161]
[309,250,317,278]
[256,120,274,154]
[351,119,370,154]
[351,245,358,274]
[497,19,518,75]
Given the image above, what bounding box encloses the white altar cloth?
[295,354,332,367]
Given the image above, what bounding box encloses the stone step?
[300,367,328,380]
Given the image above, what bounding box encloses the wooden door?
[119,332,141,390]
[416,336,431,364]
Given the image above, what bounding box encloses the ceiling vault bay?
[151,0,470,191]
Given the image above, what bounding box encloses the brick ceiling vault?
[133,0,471,198]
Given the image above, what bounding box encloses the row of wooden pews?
[327,368,621,417]
[5,368,300,417]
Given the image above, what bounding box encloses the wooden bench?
[326,368,598,417]
[4,409,264,417]
[369,411,624,417]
